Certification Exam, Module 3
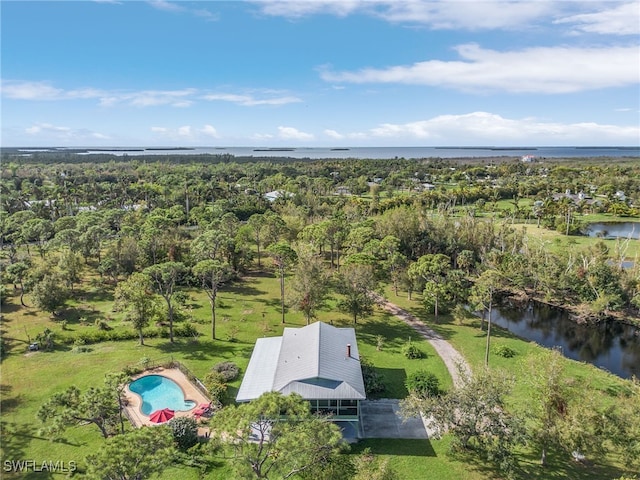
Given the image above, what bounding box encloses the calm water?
[490,303,640,379]
[58,145,640,159]
[128,374,196,415]
[585,222,640,240]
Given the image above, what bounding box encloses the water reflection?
[490,302,640,379]
[584,222,640,240]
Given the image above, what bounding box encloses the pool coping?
[123,367,212,428]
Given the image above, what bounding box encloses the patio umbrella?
[149,408,175,423]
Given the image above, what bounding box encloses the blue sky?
[1,0,639,147]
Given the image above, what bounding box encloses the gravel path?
[375,295,471,387]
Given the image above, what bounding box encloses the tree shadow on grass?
[350,438,436,457]
[0,384,23,413]
[153,339,252,360]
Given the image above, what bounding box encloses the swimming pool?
[128,375,196,415]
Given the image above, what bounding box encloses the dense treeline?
[1,153,639,328]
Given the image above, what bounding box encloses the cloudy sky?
[2,0,639,147]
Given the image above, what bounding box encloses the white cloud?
[24,122,109,141]
[3,81,63,100]
[127,89,197,107]
[324,129,344,139]
[1,80,105,100]
[203,92,302,106]
[201,125,220,138]
[555,2,640,36]
[373,1,556,30]
[256,1,361,18]
[256,1,561,30]
[147,1,183,13]
[360,112,640,144]
[147,0,218,21]
[178,125,192,137]
[256,1,640,35]
[3,81,301,108]
[277,126,315,141]
[321,44,639,93]
[151,124,221,141]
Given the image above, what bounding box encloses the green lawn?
[0,271,451,479]
[1,269,634,479]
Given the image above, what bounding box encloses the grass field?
[1,266,637,479]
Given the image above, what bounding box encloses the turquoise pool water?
[128,375,196,415]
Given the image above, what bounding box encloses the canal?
[490,302,640,379]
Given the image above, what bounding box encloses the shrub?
[493,344,517,358]
[402,341,425,359]
[174,322,199,338]
[95,319,111,331]
[168,416,199,451]
[212,361,240,382]
[227,325,240,342]
[204,371,227,404]
[139,356,152,370]
[122,364,143,376]
[406,370,440,398]
[360,357,385,395]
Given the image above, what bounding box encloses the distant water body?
[60,146,640,160]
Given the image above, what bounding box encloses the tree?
[401,366,524,474]
[57,249,83,292]
[267,242,298,324]
[213,392,344,479]
[85,426,175,480]
[114,272,158,345]
[247,213,267,268]
[168,416,199,451]
[191,228,229,262]
[408,254,450,321]
[144,262,186,343]
[288,253,329,324]
[470,269,503,366]
[38,385,120,439]
[193,259,233,339]
[21,218,53,258]
[6,260,31,307]
[336,262,377,324]
[523,349,572,466]
[30,273,68,317]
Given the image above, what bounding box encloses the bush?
[360,357,385,395]
[212,361,240,382]
[406,370,440,398]
[174,322,199,338]
[493,344,517,358]
[95,319,111,331]
[204,371,227,404]
[402,341,425,359]
[168,416,199,451]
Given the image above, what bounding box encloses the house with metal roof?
[236,321,366,424]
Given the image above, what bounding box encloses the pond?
[584,222,640,240]
[489,302,640,379]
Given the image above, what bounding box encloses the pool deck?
[124,367,212,430]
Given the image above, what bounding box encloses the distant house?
[264,190,293,202]
[236,322,366,425]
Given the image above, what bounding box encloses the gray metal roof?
[236,322,366,402]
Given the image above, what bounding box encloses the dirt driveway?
[375,295,471,387]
